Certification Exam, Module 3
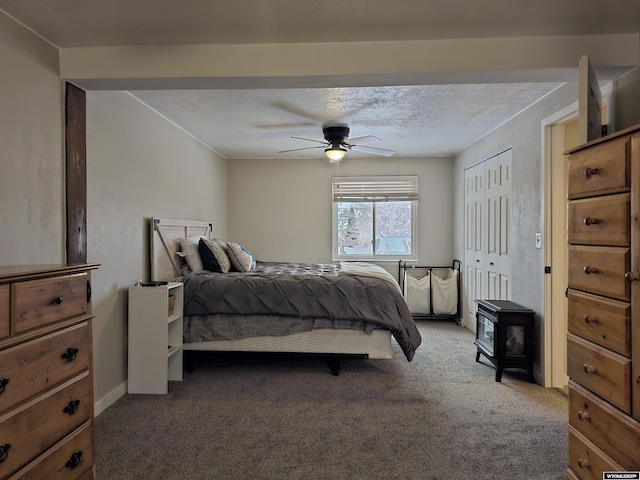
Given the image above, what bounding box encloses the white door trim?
[541,102,577,387]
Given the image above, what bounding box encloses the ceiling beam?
[61,34,639,91]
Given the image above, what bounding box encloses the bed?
[149,217,421,374]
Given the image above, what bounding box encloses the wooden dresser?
[0,264,99,480]
[566,125,640,479]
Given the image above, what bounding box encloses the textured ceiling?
[1,0,637,159]
[130,84,562,158]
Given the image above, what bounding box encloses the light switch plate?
[535,233,542,249]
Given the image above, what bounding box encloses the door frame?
[541,103,576,387]
[541,83,614,387]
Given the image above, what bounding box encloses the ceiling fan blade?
[278,145,326,154]
[344,135,381,145]
[256,122,316,130]
[290,136,328,145]
[273,101,327,122]
[349,144,395,157]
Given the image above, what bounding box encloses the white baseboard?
[94,381,127,417]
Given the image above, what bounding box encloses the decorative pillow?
[211,238,228,253]
[227,242,256,272]
[178,236,205,272]
[199,238,231,273]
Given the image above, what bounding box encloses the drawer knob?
[63,399,80,415]
[61,347,79,362]
[625,271,640,282]
[65,451,83,469]
[583,315,597,324]
[0,378,8,395]
[583,363,596,374]
[52,296,63,305]
[584,167,599,179]
[577,410,590,421]
[583,217,598,225]
[0,444,10,464]
[577,458,590,469]
[583,266,597,275]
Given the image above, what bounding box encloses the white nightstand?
[128,282,183,394]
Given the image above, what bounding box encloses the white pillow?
[227,242,256,272]
[178,236,205,272]
[404,273,431,314]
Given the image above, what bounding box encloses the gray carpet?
[95,321,568,479]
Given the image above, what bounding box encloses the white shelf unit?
[128,282,183,394]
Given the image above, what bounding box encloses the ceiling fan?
[278,125,395,162]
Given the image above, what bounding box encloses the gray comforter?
[179,261,422,361]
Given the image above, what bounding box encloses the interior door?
[485,155,500,298]
[464,163,486,328]
[496,150,511,299]
[464,151,512,328]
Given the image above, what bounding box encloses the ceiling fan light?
[325,147,347,162]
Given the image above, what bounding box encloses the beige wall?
[453,84,578,380]
[0,12,229,409]
[614,67,640,129]
[452,81,640,383]
[86,91,227,405]
[0,13,65,265]
[227,156,454,270]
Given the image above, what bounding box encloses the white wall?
[86,91,227,404]
[227,155,455,271]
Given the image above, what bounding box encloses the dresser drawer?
[568,246,630,301]
[568,426,625,480]
[569,380,640,470]
[12,273,89,334]
[0,322,90,414]
[567,333,631,414]
[567,193,630,246]
[567,289,630,356]
[9,421,94,480]
[565,468,580,480]
[0,374,92,479]
[568,136,630,199]
[0,285,8,340]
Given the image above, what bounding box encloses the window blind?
[332,176,419,202]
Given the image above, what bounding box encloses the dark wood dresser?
[565,125,640,479]
[0,264,99,480]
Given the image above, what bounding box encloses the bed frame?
[149,217,394,373]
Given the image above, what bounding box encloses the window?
[332,176,418,261]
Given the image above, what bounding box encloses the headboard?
[149,217,212,282]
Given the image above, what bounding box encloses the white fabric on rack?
[431,269,458,315]
[404,272,431,314]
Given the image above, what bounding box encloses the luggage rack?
[399,259,461,324]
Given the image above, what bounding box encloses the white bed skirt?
[184,328,394,359]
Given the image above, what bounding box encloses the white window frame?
[332,176,419,262]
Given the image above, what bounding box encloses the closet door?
[485,150,511,300]
[464,163,486,326]
[463,150,512,328]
